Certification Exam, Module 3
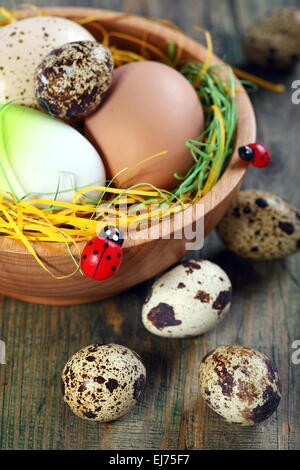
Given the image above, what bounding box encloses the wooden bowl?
[0,7,256,305]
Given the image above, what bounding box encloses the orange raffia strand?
[233,67,285,93]
[75,17,110,46]
[192,27,213,88]
[174,31,185,65]
[107,31,172,65]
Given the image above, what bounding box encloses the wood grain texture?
[0,7,255,304]
[0,0,300,450]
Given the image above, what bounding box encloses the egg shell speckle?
[217,190,300,259]
[61,344,146,422]
[35,41,114,120]
[244,8,300,69]
[0,16,95,107]
[199,345,282,425]
[142,260,232,338]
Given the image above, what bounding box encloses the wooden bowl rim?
[0,6,256,256]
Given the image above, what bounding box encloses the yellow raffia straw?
[0,7,17,25]
[0,203,81,278]
[202,105,226,195]
[192,27,213,88]
[118,151,169,186]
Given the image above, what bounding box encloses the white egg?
[0,16,95,107]
[0,104,105,203]
[142,260,232,338]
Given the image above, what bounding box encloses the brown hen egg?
[84,61,204,189]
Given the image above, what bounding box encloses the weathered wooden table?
[0,0,299,450]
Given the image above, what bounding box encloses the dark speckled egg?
[199,346,282,425]
[217,190,300,259]
[61,344,146,422]
[34,41,114,120]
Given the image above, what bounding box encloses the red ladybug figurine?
[238,143,271,168]
[81,226,124,281]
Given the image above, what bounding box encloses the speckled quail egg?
[199,345,282,425]
[0,16,96,107]
[61,344,146,422]
[217,190,300,259]
[35,41,114,120]
[142,259,232,338]
[244,8,300,69]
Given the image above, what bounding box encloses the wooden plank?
[0,0,300,450]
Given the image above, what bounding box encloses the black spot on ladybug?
[255,198,268,208]
[83,254,87,260]
[112,266,116,271]
[105,378,118,393]
[86,356,95,362]
[94,376,105,384]
[88,241,93,246]
[93,250,99,255]
[212,289,232,312]
[105,255,111,261]
[104,243,108,248]
[133,374,146,400]
[147,302,182,329]
[117,253,121,258]
[83,411,97,419]
[278,222,294,235]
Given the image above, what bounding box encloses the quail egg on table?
[35,41,114,120]
[0,16,95,107]
[198,345,282,425]
[244,8,300,69]
[61,344,146,422]
[142,260,232,338]
[217,190,300,259]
